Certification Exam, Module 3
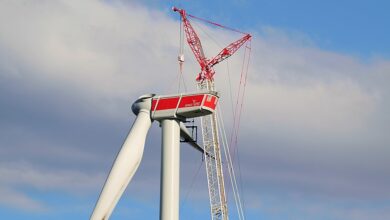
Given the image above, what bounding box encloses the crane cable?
[224,39,251,220]
[217,108,245,220]
[188,13,249,35]
[178,15,187,93]
[168,18,187,94]
[230,40,252,161]
[233,42,252,218]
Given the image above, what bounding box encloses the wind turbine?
[90,91,219,220]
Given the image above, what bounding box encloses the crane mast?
[198,79,228,220]
[173,7,251,220]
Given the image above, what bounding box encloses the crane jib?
[173,7,252,81]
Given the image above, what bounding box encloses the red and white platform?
[151,92,219,120]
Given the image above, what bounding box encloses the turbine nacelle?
[151,92,218,120]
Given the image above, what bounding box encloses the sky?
[0,0,389,219]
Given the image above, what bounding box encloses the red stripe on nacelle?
[178,95,204,108]
[152,97,180,111]
[203,95,217,110]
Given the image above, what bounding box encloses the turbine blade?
[90,110,152,220]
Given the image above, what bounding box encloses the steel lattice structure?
[198,80,228,220]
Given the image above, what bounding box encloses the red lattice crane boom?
[208,34,252,67]
[173,7,251,81]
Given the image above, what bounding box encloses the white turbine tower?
[90,92,219,220]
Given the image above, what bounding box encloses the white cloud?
[0,162,105,193]
[0,187,47,212]
[0,161,106,211]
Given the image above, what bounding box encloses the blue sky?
[148,0,390,58]
[0,0,389,219]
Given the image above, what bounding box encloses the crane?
[173,7,251,220]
